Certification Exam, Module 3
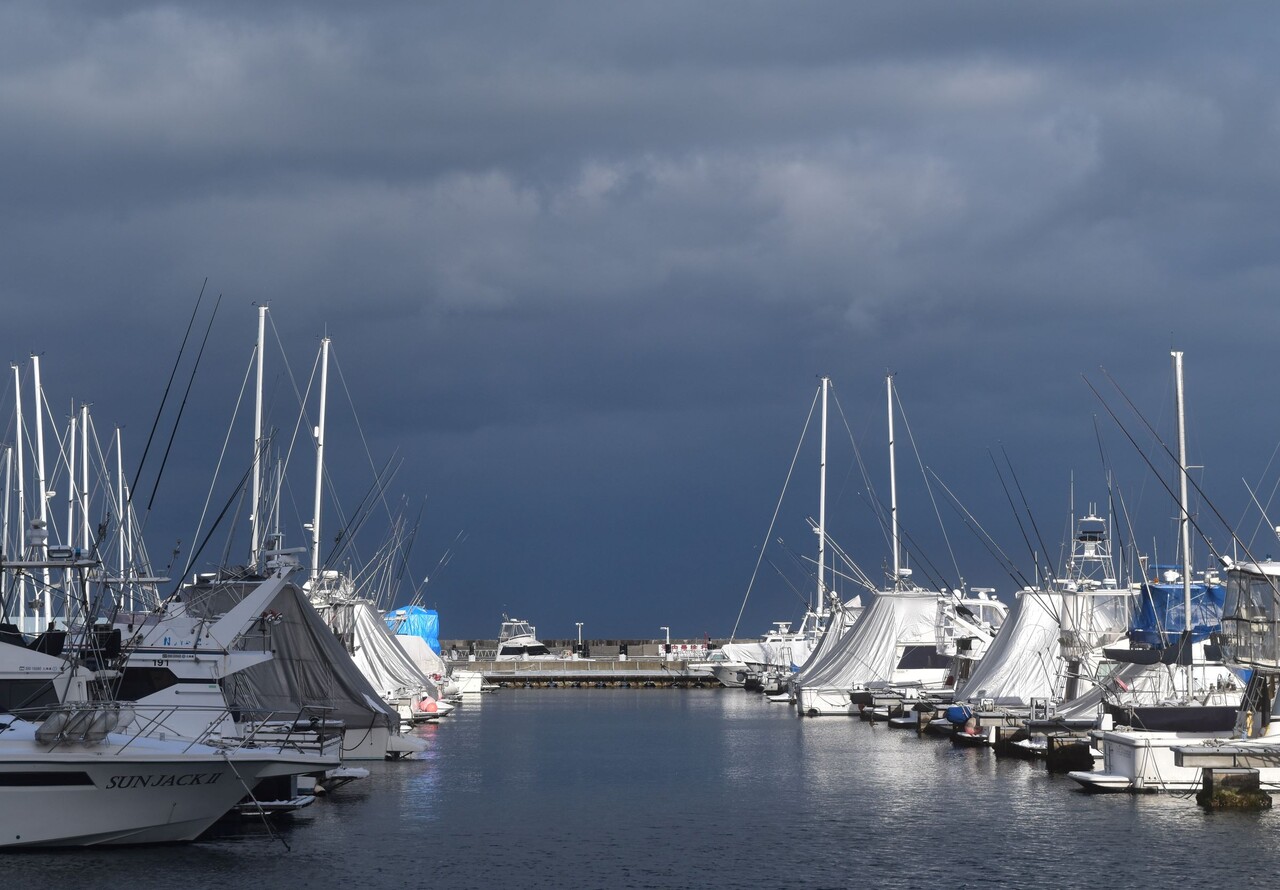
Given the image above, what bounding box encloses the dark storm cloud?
[1,1,1279,636]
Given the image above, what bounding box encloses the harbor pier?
[462,657,716,688]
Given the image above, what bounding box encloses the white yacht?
[1067,353,1248,792]
[0,708,324,847]
[496,616,556,660]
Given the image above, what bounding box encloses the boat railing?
[15,699,342,758]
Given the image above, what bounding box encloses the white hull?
[1068,729,1251,793]
[339,723,427,761]
[449,669,486,697]
[0,723,297,848]
[712,664,749,688]
[796,686,854,717]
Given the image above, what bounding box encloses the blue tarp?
[1130,579,1224,647]
[385,605,441,654]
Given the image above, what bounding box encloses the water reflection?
[14,688,1280,889]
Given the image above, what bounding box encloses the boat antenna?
[130,278,206,499]
[172,460,256,593]
[144,292,223,515]
[988,448,1041,584]
[926,467,1035,590]
[1000,444,1059,583]
[1086,371,1243,566]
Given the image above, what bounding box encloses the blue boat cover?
[386,605,441,654]
[1129,579,1224,648]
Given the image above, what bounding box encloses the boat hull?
[1068,729,1249,793]
[0,751,277,847]
[796,686,854,717]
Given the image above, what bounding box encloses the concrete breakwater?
[437,638,733,688]
[440,638,725,661]
[462,658,716,688]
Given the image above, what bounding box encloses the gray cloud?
[1,2,1278,637]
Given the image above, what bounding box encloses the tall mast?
[66,407,76,554]
[31,355,50,624]
[1172,350,1192,635]
[816,376,829,610]
[11,365,26,628]
[1,447,10,575]
[887,374,901,584]
[80,404,89,551]
[310,337,331,583]
[116,426,126,610]
[250,305,267,565]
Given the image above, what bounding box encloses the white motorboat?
[496,616,556,660]
[1069,354,1251,793]
[0,708,321,847]
[178,564,425,761]
[309,572,445,725]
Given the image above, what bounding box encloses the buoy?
[419,698,438,713]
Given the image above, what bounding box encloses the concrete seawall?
[460,658,719,688]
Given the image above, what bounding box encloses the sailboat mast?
[887,374,900,583]
[80,405,89,551]
[66,408,76,555]
[31,355,51,624]
[11,365,26,629]
[311,337,331,583]
[816,376,829,611]
[116,426,126,610]
[1172,350,1192,634]
[250,305,267,565]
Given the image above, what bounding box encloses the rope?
[893,385,961,588]
[222,754,291,851]
[730,383,819,640]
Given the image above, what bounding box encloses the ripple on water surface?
[11,689,1280,889]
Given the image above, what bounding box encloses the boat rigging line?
[128,279,206,505]
[892,383,963,588]
[729,381,820,640]
[998,444,1059,585]
[144,293,223,516]
[1085,370,1245,568]
[925,467,1035,592]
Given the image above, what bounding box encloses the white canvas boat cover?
[321,601,439,701]
[795,589,938,692]
[178,573,398,731]
[719,636,816,670]
[397,634,446,677]
[783,596,864,676]
[954,590,1067,707]
[1051,661,1151,721]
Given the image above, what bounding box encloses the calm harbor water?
[11,688,1280,888]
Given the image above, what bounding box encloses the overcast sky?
[2,2,1279,639]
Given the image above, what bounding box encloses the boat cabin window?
[0,679,61,715]
[896,645,951,671]
[114,667,180,701]
[525,645,551,657]
[0,771,94,787]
